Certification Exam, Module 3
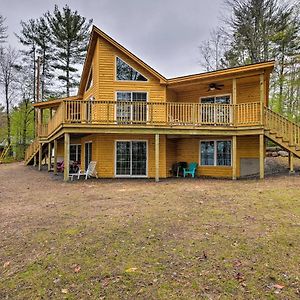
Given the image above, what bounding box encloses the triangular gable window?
[116,57,148,81]
[85,68,93,91]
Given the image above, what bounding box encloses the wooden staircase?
[24,138,40,165]
[264,107,300,158]
[0,143,11,163]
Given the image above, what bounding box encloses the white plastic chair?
[77,161,98,180]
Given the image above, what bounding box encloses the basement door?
[84,142,92,170]
[115,141,147,177]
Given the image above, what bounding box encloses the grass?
[0,161,300,299]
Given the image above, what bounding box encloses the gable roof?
[77,25,275,97]
[78,26,167,96]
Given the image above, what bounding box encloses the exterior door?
[115,141,147,177]
[84,142,92,170]
[200,95,231,124]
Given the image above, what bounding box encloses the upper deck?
[37,99,264,140]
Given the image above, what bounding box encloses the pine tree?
[16,19,37,103]
[34,17,53,100]
[0,15,7,44]
[46,5,92,97]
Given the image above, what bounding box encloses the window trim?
[200,93,232,104]
[70,144,81,162]
[199,139,232,167]
[114,91,149,122]
[84,141,93,171]
[85,68,93,92]
[115,56,149,82]
[114,140,148,178]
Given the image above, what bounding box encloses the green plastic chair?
[183,162,198,178]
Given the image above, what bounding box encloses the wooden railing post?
[260,74,265,126]
[232,78,237,126]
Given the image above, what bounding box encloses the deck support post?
[64,133,70,182]
[232,135,237,180]
[48,142,52,172]
[289,152,295,174]
[260,74,265,126]
[53,139,58,175]
[155,134,160,182]
[259,134,265,179]
[38,143,42,171]
[33,155,37,167]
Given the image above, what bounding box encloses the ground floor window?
[115,141,147,177]
[200,140,232,166]
[70,144,81,162]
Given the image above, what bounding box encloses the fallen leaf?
[274,284,284,289]
[74,265,81,273]
[3,261,10,268]
[61,288,68,294]
[125,267,138,273]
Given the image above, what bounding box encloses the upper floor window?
[116,57,148,81]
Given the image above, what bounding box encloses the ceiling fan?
[208,83,224,91]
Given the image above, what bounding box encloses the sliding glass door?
[115,141,147,177]
[116,92,147,124]
[84,142,92,171]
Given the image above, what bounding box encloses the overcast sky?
[1,0,225,78]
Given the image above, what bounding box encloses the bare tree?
[0,15,7,44]
[199,28,228,71]
[0,47,20,148]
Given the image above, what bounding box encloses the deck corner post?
[155,133,160,182]
[289,152,295,174]
[48,142,52,172]
[64,133,70,182]
[260,73,265,126]
[53,139,58,175]
[232,135,237,180]
[259,134,265,179]
[232,78,237,126]
[38,143,42,171]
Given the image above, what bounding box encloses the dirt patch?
[0,161,300,299]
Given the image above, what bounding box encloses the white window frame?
[200,94,232,124]
[70,144,81,162]
[85,67,93,92]
[114,91,149,123]
[199,139,232,167]
[84,141,93,170]
[200,94,232,104]
[115,56,149,82]
[114,140,148,178]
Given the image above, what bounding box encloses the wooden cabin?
[25,25,300,181]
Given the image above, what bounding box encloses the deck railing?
[37,100,262,137]
[265,108,300,146]
[24,137,39,162]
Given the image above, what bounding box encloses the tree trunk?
[5,82,11,155]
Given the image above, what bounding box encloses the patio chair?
[77,161,98,180]
[57,161,64,172]
[183,162,198,178]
